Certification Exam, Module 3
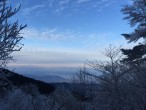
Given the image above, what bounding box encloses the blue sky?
[7,0,134,77]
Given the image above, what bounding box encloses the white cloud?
[77,0,90,4]
[10,46,100,69]
[22,5,45,15]
[22,27,127,47]
[20,0,117,16]
[59,0,70,5]
[45,0,117,14]
[22,28,75,41]
[101,0,109,2]
[11,26,130,70]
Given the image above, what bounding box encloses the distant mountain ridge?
[8,66,77,80]
[24,74,70,83]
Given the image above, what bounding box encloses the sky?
[7,0,135,78]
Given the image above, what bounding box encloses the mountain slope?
[0,68,55,94]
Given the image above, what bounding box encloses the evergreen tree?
[121,0,146,63]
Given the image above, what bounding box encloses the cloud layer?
[21,0,117,15]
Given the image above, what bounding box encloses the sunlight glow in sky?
[7,0,134,76]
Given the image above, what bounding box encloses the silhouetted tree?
[72,67,94,110]
[0,0,26,67]
[84,45,133,110]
